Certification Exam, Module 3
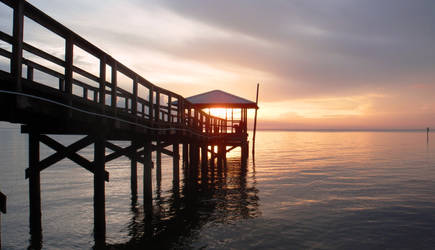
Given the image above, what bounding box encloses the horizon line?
[251,128,432,132]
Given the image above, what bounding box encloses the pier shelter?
[185,90,258,158]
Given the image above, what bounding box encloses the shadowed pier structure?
[183,90,258,168]
[0,0,258,248]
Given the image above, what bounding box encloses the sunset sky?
[2,0,435,129]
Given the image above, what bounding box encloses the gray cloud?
[136,0,435,99]
[16,0,435,103]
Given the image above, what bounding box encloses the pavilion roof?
[185,90,258,109]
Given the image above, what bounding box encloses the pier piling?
[173,143,180,189]
[143,141,153,215]
[131,140,138,200]
[201,144,208,183]
[182,143,189,169]
[0,191,6,249]
[93,134,106,246]
[28,132,42,246]
[156,139,162,184]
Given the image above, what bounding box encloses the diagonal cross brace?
[134,141,174,157]
[105,141,144,163]
[25,135,109,181]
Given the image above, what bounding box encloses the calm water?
[1,128,435,249]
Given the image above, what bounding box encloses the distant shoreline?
[251,128,429,132]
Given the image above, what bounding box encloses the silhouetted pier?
[0,0,258,247]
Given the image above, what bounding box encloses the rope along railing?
[0,0,229,136]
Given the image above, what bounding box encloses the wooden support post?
[242,142,249,165]
[130,140,138,201]
[143,141,153,215]
[168,95,172,123]
[156,139,162,184]
[99,57,106,112]
[173,143,180,188]
[210,145,215,168]
[209,145,215,182]
[182,143,189,169]
[12,0,24,91]
[189,143,198,179]
[155,91,160,122]
[93,134,106,247]
[179,98,184,125]
[83,88,88,100]
[0,191,6,249]
[148,86,154,121]
[65,36,73,104]
[188,108,192,128]
[222,144,227,168]
[111,62,118,117]
[28,132,42,247]
[217,144,226,169]
[27,66,34,81]
[132,76,138,118]
[201,144,208,184]
[217,144,222,169]
[194,109,199,132]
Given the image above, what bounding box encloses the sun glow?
[208,108,230,119]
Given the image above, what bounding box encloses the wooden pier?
[0,0,258,247]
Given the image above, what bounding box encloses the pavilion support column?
[28,132,42,248]
[93,133,106,247]
[143,141,153,216]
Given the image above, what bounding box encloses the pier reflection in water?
[109,156,260,249]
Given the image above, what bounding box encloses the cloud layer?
[7,0,435,128]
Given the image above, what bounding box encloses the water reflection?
[108,157,260,248]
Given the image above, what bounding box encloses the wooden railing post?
[206,116,210,134]
[194,109,198,132]
[27,66,33,81]
[187,107,191,128]
[64,36,73,95]
[99,56,106,114]
[155,91,160,122]
[132,76,138,117]
[168,95,172,123]
[12,0,24,91]
[201,113,204,132]
[179,99,184,126]
[93,133,106,246]
[111,62,118,114]
[148,86,153,121]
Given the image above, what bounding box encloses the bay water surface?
[1,127,435,249]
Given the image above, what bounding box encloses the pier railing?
[0,0,231,136]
